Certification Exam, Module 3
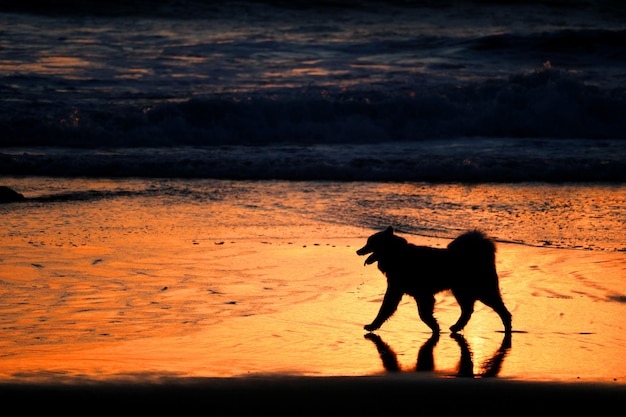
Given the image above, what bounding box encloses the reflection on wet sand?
[365,332,511,378]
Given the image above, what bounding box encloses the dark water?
[1,0,625,180]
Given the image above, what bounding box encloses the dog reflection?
[365,332,511,377]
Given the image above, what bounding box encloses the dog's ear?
[385,226,394,234]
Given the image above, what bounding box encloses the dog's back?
[357,228,499,290]
[447,230,496,263]
[446,230,499,289]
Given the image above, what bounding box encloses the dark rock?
[0,186,26,203]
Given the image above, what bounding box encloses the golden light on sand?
[0,179,624,383]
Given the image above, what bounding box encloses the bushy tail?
[447,230,496,262]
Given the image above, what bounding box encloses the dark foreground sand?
[2,376,625,414]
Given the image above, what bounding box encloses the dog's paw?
[449,324,462,333]
[364,323,378,332]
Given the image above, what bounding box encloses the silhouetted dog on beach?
[357,227,512,334]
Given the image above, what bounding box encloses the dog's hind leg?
[480,294,512,334]
[450,295,475,333]
[416,295,440,333]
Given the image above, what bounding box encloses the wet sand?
[1,233,625,381]
[1,182,625,410]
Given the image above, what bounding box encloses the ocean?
[1,0,625,181]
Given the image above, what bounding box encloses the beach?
[1,179,624,400]
[2,237,625,381]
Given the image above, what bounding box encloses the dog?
[357,227,512,334]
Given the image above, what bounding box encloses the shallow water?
[3,177,625,250]
[0,178,624,382]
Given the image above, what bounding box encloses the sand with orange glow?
[0,178,625,410]
[1,235,625,381]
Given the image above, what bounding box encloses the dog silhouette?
[357,227,512,334]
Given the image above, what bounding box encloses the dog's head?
[357,226,405,266]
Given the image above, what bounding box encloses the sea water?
[1,0,625,182]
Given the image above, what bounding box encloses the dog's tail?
[447,230,496,262]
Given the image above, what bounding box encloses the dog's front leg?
[365,287,402,332]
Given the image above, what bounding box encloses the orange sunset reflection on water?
[0,178,625,383]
